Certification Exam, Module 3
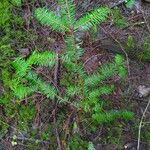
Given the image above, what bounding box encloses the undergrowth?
[0,0,136,149]
[10,0,134,123]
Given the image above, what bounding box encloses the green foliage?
[74,7,111,31]
[0,1,15,68]
[125,0,136,9]
[0,0,25,67]
[11,51,57,99]
[18,101,36,130]
[35,8,70,32]
[13,0,133,126]
[88,142,96,150]
[81,55,132,123]
[0,0,19,120]
[12,0,23,6]
[138,36,150,61]
[145,131,150,147]
[84,63,117,87]
[92,111,134,124]
[59,0,76,27]
[127,35,136,49]
[35,0,111,32]
[13,51,56,76]
[5,1,134,148]
[66,135,88,150]
[0,1,12,28]
[112,8,128,28]
[0,36,15,67]
[115,54,128,78]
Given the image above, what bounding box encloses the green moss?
[145,131,150,147]
[18,102,36,130]
[105,124,123,148]
[66,135,88,150]
[0,1,12,28]
[138,37,150,61]
[12,0,23,6]
[112,8,128,28]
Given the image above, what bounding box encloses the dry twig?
[137,97,150,150]
[53,54,62,150]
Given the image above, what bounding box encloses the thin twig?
[53,54,62,150]
[53,109,62,150]
[137,97,150,150]
[83,54,103,66]
[9,136,50,144]
[54,54,60,86]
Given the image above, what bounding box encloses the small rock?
[138,85,150,98]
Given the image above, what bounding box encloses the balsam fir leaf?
[99,63,117,80]
[27,51,56,67]
[67,85,79,97]
[13,84,36,99]
[12,58,30,77]
[75,7,111,31]
[92,111,120,123]
[37,79,57,99]
[85,63,117,87]
[92,110,134,124]
[59,0,76,27]
[27,71,57,99]
[35,8,69,32]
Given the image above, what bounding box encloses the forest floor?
[0,0,150,150]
